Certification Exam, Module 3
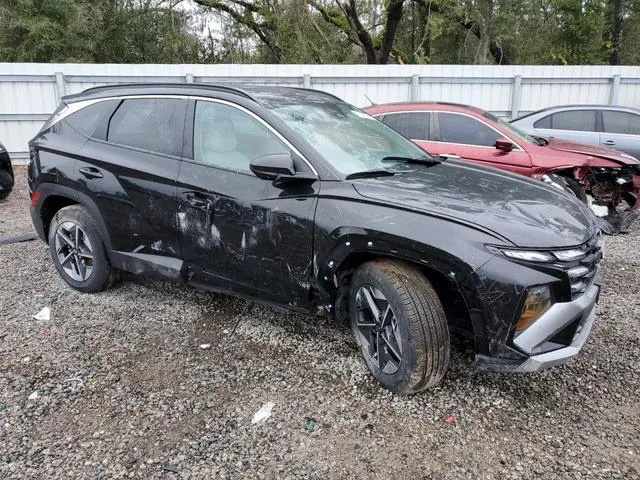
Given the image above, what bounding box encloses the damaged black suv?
[29,84,603,394]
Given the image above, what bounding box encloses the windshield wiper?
[345,169,396,180]
[381,155,439,164]
[532,135,549,146]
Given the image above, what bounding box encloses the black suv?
[0,142,14,200]
[28,84,603,394]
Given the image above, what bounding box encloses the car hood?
[546,138,640,165]
[351,160,597,248]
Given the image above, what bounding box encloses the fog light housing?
[516,285,552,334]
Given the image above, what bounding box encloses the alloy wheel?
[54,221,94,282]
[354,284,403,374]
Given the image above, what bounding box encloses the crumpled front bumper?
[477,279,600,373]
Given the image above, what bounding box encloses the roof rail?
[63,82,257,103]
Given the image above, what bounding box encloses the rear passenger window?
[548,111,597,132]
[107,98,187,156]
[602,111,640,135]
[382,113,429,140]
[64,100,118,138]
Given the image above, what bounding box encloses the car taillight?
[31,191,41,208]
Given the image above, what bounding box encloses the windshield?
[483,112,541,145]
[267,100,432,175]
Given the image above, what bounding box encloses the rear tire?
[348,259,450,394]
[0,170,13,200]
[48,205,118,293]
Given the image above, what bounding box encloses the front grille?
[552,233,603,299]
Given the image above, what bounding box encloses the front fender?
[313,196,502,301]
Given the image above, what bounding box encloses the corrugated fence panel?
[2,63,640,160]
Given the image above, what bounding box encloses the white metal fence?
[2,63,640,162]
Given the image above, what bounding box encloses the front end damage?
[542,164,640,235]
[575,165,640,234]
[462,232,604,373]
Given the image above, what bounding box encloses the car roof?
[62,83,343,107]
[514,104,640,121]
[364,101,486,116]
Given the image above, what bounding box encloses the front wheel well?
[334,253,474,338]
[40,195,79,241]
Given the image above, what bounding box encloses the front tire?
[348,259,450,394]
[48,205,117,293]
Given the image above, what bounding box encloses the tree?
[306,0,408,64]
[193,0,286,62]
[610,0,625,64]
[0,0,202,63]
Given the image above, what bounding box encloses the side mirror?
[250,153,295,180]
[495,138,514,152]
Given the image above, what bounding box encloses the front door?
[600,110,640,158]
[177,99,318,307]
[424,112,533,176]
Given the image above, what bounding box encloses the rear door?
[600,110,640,158]
[532,110,600,146]
[177,98,318,306]
[76,97,187,255]
[427,111,533,175]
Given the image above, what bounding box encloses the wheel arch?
[329,247,476,342]
[35,184,113,252]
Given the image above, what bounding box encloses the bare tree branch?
[194,0,285,63]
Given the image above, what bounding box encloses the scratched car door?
[177,99,318,306]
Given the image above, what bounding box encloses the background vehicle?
[364,102,640,213]
[29,84,602,394]
[511,105,640,159]
[0,142,14,200]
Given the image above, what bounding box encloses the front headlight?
[500,249,555,262]
[516,285,552,334]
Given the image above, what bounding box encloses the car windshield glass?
[264,98,433,175]
[483,112,540,145]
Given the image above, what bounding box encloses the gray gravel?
[1,167,639,479]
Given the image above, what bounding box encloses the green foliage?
[0,0,202,63]
[0,0,637,65]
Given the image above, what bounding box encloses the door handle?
[79,167,103,179]
[182,191,212,210]
[603,140,616,146]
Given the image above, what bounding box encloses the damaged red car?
[364,102,640,219]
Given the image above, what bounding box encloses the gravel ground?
[1,167,639,479]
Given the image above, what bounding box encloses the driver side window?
[432,112,500,147]
[193,101,289,172]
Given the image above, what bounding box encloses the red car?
[364,102,640,214]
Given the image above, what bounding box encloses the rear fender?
[33,183,113,252]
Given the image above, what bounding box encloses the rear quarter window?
[63,100,119,138]
[533,115,552,129]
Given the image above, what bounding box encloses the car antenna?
[365,94,377,106]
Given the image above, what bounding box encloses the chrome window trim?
[375,110,525,151]
[51,94,319,177]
